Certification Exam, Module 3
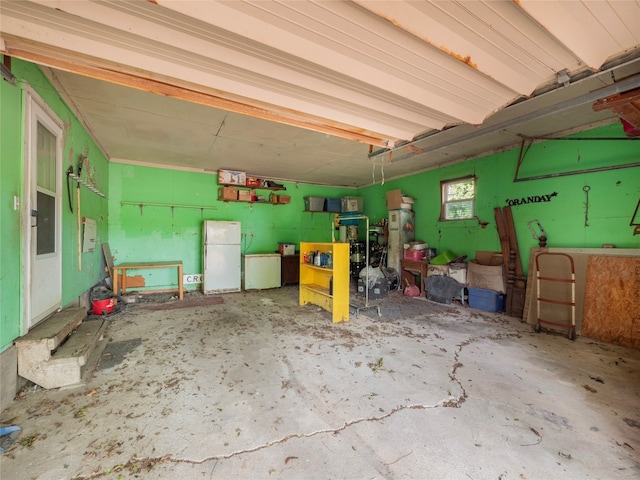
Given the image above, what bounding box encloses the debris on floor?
[1,287,639,479]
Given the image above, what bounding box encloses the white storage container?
[341,196,363,212]
[448,263,467,284]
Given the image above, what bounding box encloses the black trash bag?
[423,275,465,304]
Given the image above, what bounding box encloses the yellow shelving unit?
[299,242,350,323]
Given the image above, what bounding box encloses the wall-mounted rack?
[120,201,218,215]
[67,172,106,198]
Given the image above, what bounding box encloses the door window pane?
[36,191,56,255]
[37,121,56,192]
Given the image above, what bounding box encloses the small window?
[440,176,476,221]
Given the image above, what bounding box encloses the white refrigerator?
[203,221,241,293]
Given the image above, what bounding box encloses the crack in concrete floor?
[3,288,639,479]
[68,330,509,479]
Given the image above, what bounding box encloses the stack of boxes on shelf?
[386,189,415,211]
[218,169,246,200]
[217,169,290,204]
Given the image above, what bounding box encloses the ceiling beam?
[1,39,390,148]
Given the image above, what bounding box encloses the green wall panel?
[108,162,353,290]
[360,123,640,275]
[4,58,638,350]
[16,62,110,308]
[0,59,24,350]
[0,58,109,350]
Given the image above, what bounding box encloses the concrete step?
[44,318,108,388]
[52,318,106,366]
[15,307,86,352]
[16,307,108,389]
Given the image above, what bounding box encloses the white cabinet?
[243,254,281,290]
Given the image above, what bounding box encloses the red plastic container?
[403,249,425,260]
[91,298,114,315]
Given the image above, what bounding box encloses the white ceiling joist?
[1,1,639,186]
[4,0,637,147]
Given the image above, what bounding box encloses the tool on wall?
[66,166,74,213]
[77,152,87,271]
[630,198,640,235]
[527,219,547,247]
[583,185,591,227]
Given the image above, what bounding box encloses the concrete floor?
[1,286,639,479]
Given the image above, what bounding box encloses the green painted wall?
[0,58,109,350]
[360,123,640,274]
[3,56,638,351]
[108,162,354,290]
[0,59,24,349]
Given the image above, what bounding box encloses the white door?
[24,91,63,329]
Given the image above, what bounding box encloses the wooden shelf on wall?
[219,182,286,192]
[218,185,290,205]
[219,198,287,205]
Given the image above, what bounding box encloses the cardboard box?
[467,260,505,293]
[279,243,295,256]
[386,189,403,210]
[400,196,414,210]
[238,190,253,201]
[277,195,291,204]
[475,251,503,266]
[218,186,238,201]
[218,169,246,186]
[386,190,414,210]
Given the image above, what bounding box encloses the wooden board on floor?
[102,243,114,278]
[582,256,640,349]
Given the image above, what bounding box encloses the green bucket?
[430,250,457,265]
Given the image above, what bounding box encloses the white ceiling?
[2,0,640,186]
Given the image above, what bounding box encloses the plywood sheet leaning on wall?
[582,256,640,349]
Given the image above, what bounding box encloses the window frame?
[439,175,477,221]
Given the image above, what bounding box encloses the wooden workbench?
[112,261,184,300]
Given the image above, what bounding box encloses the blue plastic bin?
[467,287,504,312]
[325,198,341,212]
